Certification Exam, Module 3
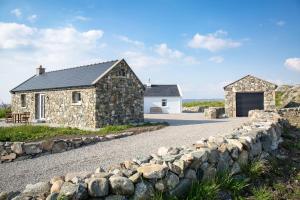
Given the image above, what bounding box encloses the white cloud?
[75,16,90,21]
[276,20,286,27]
[11,8,22,18]
[188,30,241,52]
[209,56,224,63]
[27,14,37,23]
[155,43,183,58]
[122,51,167,68]
[285,57,300,72]
[117,35,144,47]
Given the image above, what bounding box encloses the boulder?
[11,142,24,155]
[1,153,16,161]
[23,182,50,197]
[65,171,92,182]
[23,142,42,154]
[169,178,192,199]
[59,182,88,200]
[231,162,241,175]
[129,172,141,183]
[132,181,154,200]
[88,178,109,197]
[0,192,8,200]
[166,172,179,190]
[237,150,248,166]
[50,176,64,184]
[46,192,58,200]
[105,195,127,200]
[109,176,134,195]
[50,180,64,193]
[137,164,168,179]
[52,141,68,153]
[184,169,197,180]
[155,180,167,192]
[41,140,54,151]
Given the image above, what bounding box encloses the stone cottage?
[10,59,145,128]
[224,75,277,117]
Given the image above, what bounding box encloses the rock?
[93,172,113,179]
[202,166,217,181]
[52,141,68,153]
[231,148,239,160]
[168,162,182,175]
[46,192,59,200]
[231,162,241,175]
[166,172,179,190]
[129,172,141,183]
[250,142,262,158]
[51,180,64,193]
[50,176,64,184]
[23,182,50,197]
[226,139,243,151]
[95,166,105,173]
[137,164,168,179]
[132,181,154,200]
[65,171,92,182]
[88,178,109,197]
[58,182,77,198]
[169,178,192,199]
[157,147,175,156]
[237,150,248,166]
[208,149,219,164]
[172,160,186,174]
[105,195,127,200]
[41,140,54,151]
[0,192,8,200]
[75,183,88,200]
[11,142,23,155]
[23,142,42,154]
[184,169,197,180]
[155,180,167,192]
[109,176,134,195]
[1,153,16,161]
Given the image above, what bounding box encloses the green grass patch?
[275,91,284,108]
[183,101,224,108]
[241,160,269,180]
[251,186,272,200]
[0,107,10,118]
[0,122,167,142]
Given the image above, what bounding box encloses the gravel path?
[0,113,248,192]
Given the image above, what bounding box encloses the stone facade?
[11,60,144,128]
[224,75,277,117]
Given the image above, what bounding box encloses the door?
[236,92,264,117]
[36,93,45,120]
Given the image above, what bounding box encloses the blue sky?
[0,0,299,103]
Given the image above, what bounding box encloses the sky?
[0,0,300,103]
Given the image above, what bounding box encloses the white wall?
[144,97,182,114]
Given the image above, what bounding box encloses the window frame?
[21,94,26,108]
[161,99,168,107]
[72,91,82,105]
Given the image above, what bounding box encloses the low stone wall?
[0,125,164,163]
[278,107,300,127]
[204,107,225,119]
[2,110,286,200]
[182,106,206,113]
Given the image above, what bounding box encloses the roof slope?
[223,74,277,89]
[144,85,181,97]
[11,60,118,92]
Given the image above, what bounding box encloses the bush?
[0,107,10,118]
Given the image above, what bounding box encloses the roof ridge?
[45,60,119,74]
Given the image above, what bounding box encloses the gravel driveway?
[0,113,248,192]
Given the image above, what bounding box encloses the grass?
[251,186,272,200]
[241,160,269,180]
[183,100,224,108]
[0,122,167,142]
[275,91,284,108]
[0,107,10,118]
[185,180,220,200]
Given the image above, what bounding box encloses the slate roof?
[223,75,277,89]
[144,85,181,97]
[11,60,119,92]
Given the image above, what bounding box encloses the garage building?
[224,75,277,117]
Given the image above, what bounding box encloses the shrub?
[185,181,220,200]
[252,186,272,200]
[241,160,269,180]
[183,101,224,108]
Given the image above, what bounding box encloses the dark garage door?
[236,92,264,117]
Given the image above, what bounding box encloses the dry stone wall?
[2,110,287,200]
[278,107,300,127]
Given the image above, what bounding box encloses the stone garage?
[224,75,277,117]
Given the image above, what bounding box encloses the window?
[72,92,81,104]
[162,99,167,107]
[21,94,26,107]
[117,69,126,77]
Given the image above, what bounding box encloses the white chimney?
[36,65,45,75]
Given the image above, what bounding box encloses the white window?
[72,91,81,104]
[162,99,167,107]
[21,94,26,107]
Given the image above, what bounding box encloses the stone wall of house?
[224,76,277,117]
[4,110,287,200]
[11,87,97,128]
[95,60,144,127]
